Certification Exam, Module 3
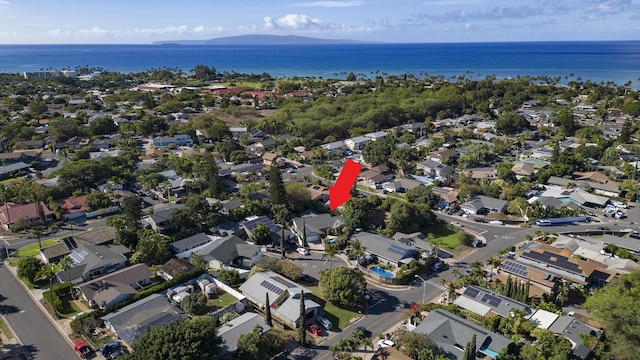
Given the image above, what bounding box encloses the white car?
[297,248,310,256]
[451,222,462,227]
[317,316,332,330]
[489,220,504,225]
[378,340,395,348]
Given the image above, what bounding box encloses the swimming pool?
[370,266,395,278]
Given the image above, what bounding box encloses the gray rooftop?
[218,313,271,357]
[351,232,417,264]
[77,264,151,308]
[170,232,216,254]
[57,243,130,282]
[239,272,320,325]
[413,309,512,359]
[101,293,186,344]
[454,285,533,318]
[548,315,602,358]
[195,235,261,264]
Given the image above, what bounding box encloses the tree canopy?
[126,316,221,360]
[319,266,367,308]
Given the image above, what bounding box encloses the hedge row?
[70,268,205,330]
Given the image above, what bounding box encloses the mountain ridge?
[153,34,373,45]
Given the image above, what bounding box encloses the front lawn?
[304,285,363,329]
[13,239,59,258]
[421,223,462,250]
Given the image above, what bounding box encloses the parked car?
[299,274,318,284]
[297,248,310,256]
[74,341,92,358]
[355,326,372,338]
[378,339,395,348]
[471,239,485,248]
[317,316,333,330]
[451,221,462,227]
[99,341,122,357]
[108,348,128,359]
[489,220,504,225]
[431,260,446,272]
[307,323,323,336]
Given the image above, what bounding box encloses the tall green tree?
[127,316,222,360]
[16,256,44,283]
[280,227,286,259]
[265,293,273,327]
[322,244,338,269]
[319,266,367,308]
[122,195,142,230]
[269,166,289,207]
[298,290,307,346]
[37,264,59,317]
[463,334,476,360]
[58,255,73,296]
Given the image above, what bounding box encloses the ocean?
[1,41,639,87]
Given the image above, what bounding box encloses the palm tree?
[554,281,569,306]
[58,255,73,297]
[486,257,502,274]
[37,264,59,317]
[452,269,461,278]
[348,239,366,260]
[322,244,338,269]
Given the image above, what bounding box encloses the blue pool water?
[479,346,498,358]
[370,266,394,278]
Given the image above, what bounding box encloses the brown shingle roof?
[73,226,117,245]
[160,258,193,278]
[0,202,53,225]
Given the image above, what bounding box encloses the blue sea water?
[0,41,639,86]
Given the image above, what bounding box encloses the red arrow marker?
[329,160,362,210]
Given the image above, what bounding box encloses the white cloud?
[263,14,324,30]
[583,0,636,14]
[43,28,72,37]
[423,0,483,5]
[294,1,363,7]
[0,1,11,10]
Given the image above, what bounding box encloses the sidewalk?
[3,260,75,348]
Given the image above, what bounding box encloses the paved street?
[0,261,77,360]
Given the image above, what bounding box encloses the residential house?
[39,237,77,264]
[195,235,262,270]
[307,184,330,204]
[227,162,264,176]
[392,232,435,253]
[511,162,536,179]
[56,243,131,284]
[238,215,281,241]
[262,152,283,167]
[171,233,218,258]
[0,201,54,231]
[77,264,152,309]
[500,259,558,295]
[396,177,423,191]
[73,226,117,245]
[538,186,609,208]
[291,213,342,245]
[101,293,187,345]
[431,187,459,208]
[207,198,244,215]
[551,235,639,274]
[344,136,370,152]
[142,204,183,233]
[248,139,276,155]
[453,285,533,318]
[381,179,405,193]
[430,149,460,164]
[412,309,512,360]
[351,232,417,267]
[529,309,602,360]
[0,162,31,178]
[531,147,554,160]
[58,195,89,220]
[364,131,388,141]
[515,242,616,286]
[139,148,164,162]
[467,167,497,181]
[152,134,193,147]
[320,141,347,156]
[14,140,44,150]
[362,164,393,189]
[157,258,193,281]
[460,196,508,215]
[239,271,322,329]
[229,127,248,139]
[218,312,271,357]
[416,159,455,178]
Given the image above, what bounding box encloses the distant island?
[153,34,370,45]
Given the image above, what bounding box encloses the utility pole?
[415,274,427,304]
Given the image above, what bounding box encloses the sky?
[0,0,639,44]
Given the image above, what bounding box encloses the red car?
[306,323,322,336]
[74,341,92,358]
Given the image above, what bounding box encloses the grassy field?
[206,291,238,312]
[0,316,14,340]
[304,285,362,329]
[13,239,59,258]
[422,223,462,250]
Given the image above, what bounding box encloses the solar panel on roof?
[260,280,284,295]
[387,244,407,255]
[503,260,528,277]
[481,294,502,307]
[271,276,297,288]
[463,287,480,298]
